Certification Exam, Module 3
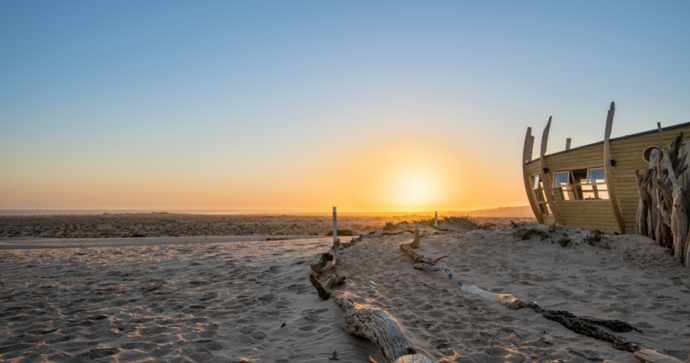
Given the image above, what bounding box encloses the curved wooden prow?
[604,102,625,233]
[523,127,543,223]
[540,117,564,225]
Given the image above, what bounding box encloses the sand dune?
[1,223,689,362]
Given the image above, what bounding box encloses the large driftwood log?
[309,274,428,363]
[310,238,342,274]
[308,231,438,363]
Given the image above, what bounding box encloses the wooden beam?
[603,102,625,233]
[540,117,564,225]
[523,127,544,223]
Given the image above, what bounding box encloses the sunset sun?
[393,174,432,206]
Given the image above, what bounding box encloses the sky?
[1,1,689,213]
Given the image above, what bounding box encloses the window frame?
[552,171,577,201]
[582,167,609,200]
[531,174,550,215]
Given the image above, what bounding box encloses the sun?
[393,175,431,206]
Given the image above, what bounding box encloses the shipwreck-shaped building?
[523,102,690,234]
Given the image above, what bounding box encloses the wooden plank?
[603,102,625,234]
[563,214,617,220]
[633,349,684,363]
[563,218,615,223]
[540,117,564,225]
[564,223,618,228]
[549,155,606,163]
[563,210,617,216]
[542,215,556,224]
[561,207,613,213]
[523,127,543,223]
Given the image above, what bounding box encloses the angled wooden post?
[522,127,544,223]
[540,117,563,225]
[603,102,625,233]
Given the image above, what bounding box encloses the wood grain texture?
[540,117,564,225]
[523,127,543,223]
[603,102,625,233]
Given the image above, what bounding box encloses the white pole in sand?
[435,211,438,227]
[333,207,337,243]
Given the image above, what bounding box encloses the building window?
[553,171,576,201]
[586,168,609,199]
[532,175,551,215]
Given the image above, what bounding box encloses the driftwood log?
[399,230,447,265]
[310,238,342,274]
[635,169,651,236]
[309,274,432,363]
[636,126,690,267]
[308,234,437,363]
[402,232,644,353]
[664,144,689,265]
[341,234,363,248]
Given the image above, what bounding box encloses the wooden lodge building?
[523,102,690,234]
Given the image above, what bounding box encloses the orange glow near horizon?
[0,129,528,213]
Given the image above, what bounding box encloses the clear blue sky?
[1,1,689,211]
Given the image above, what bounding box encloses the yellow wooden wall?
[609,125,690,232]
[524,123,690,234]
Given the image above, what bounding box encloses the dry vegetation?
[0,213,533,239]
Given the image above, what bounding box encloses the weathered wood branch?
[654,178,673,213]
[405,233,644,353]
[399,230,446,265]
[664,146,689,265]
[342,234,363,248]
[413,263,523,310]
[518,302,642,353]
[381,229,418,236]
[635,170,650,236]
[309,273,346,300]
[310,238,342,274]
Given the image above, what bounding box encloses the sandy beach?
[1,215,689,363]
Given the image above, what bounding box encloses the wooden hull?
[524,121,690,234]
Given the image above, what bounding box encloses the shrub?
[442,215,479,228]
[558,237,571,247]
[585,232,602,246]
[383,222,396,231]
[325,229,354,236]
